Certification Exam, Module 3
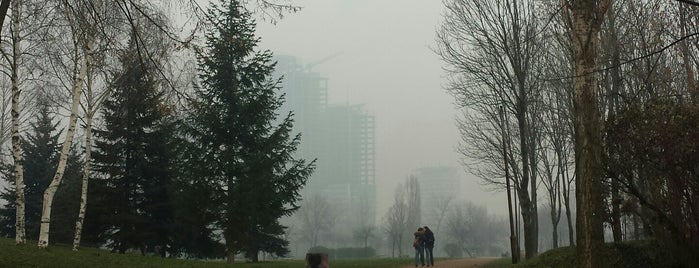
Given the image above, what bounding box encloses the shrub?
[443,243,462,258]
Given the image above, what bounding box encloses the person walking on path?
[423,226,435,267]
[413,227,426,267]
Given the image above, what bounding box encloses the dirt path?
[402,257,499,268]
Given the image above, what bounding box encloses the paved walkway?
[402,257,499,268]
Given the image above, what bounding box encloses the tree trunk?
[516,103,537,259]
[563,172,575,246]
[251,251,259,262]
[571,0,609,267]
[73,63,94,251]
[680,5,695,98]
[10,0,24,245]
[502,106,519,263]
[0,0,10,34]
[519,190,537,259]
[633,214,639,240]
[607,1,622,243]
[226,250,235,264]
[611,175,622,242]
[550,147,565,248]
[528,126,539,256]
[37,38,92,249]
[551,172,561,249]
[553,222,559,248]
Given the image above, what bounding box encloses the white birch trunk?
[72,64,93,251]
[10,0,24,245]
[37,38,92,249]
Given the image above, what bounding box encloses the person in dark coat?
[413,227,426,267]
[423,226,435,266]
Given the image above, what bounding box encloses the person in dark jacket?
[423,226,435,266]
[413,227,426,267]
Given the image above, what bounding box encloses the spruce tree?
[50,146,83,244]
[0,97,82,242]
[20,98,60,241]
[91,34,174,255]
[189,0,314,262]
[0,98,60,239]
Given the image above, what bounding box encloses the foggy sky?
[254,0,507,218]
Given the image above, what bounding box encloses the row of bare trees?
[4,0,118,249]
[380,175,508,258]
[438,0,699,266]
[383,175,421,257]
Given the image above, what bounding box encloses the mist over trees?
[438,0,699,266]
[0,0,698,265]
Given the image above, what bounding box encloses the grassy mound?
[515,240,679,268]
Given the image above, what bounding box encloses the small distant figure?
[423,226,435,267]
[413,227,426,267]
[306,253,328,268]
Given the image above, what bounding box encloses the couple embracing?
[412,226,435,267]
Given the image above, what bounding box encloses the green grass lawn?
[0,237,415,268]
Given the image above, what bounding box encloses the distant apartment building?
[275,56,376,226]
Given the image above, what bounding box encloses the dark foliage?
[183,0,314,261]
[49,148,83,245]
[0,97,82,243]
[90,34,174,255]
[606,99,699,266]
[516,240,679,268]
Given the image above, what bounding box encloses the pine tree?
[188,0,314,262]
[91,34,174,255]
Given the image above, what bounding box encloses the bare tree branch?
[544,30,699,81]
[675,0,699,7]
[0,0,9,33]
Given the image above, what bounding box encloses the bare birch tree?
[8,0,23,244]
[0,0,52,245]
[72,52,98,250]
[70,0,125,251]
[37,0,95,248]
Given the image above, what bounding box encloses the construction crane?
[305,51,344,70]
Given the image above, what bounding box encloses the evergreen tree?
[0,97,82,243]
[0,162,15,237]
[91,34,174,255]
[50,146,83,244]
[20,98,60,241]
[188,0,314,262]
[0,98,60,239]
[169,144,226,258]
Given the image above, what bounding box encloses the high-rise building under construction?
[276,56,376,226]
